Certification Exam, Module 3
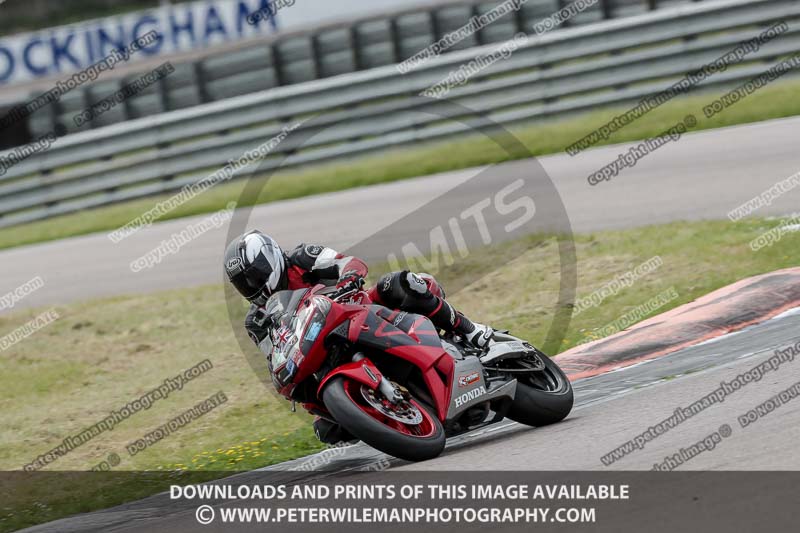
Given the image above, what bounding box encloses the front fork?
[318,352,402,400]
[351,352,405,404]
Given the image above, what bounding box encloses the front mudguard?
[317,358,383,397]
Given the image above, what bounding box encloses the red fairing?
[317,358,384,396]
[433,353,455,417]
[290,293,362,386]
[348,309,368,343]
[385,344,453,420]
[273,284,455,424]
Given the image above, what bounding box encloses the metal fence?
[0,0,798,228]
[2,0,702,146]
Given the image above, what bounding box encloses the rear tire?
[322,377,446,461]
[506,355,574,427]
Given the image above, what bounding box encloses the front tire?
[506,355,574,427]
[322,377,446,461]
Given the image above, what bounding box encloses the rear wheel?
[321,377,445,461]
[503,354,574,427]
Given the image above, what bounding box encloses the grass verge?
[2,77,800,252]
[2,215,800,530]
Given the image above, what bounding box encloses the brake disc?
[360,385,423,424]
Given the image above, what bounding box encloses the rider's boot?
[454,314,494,349]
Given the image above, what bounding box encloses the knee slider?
[378,271,437,312]
[401,271,431,297]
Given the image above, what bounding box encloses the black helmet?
[224,231,288,305]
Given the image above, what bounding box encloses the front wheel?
[505,354,574,427]
[321,377,445,462]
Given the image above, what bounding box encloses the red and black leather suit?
[244,243,481,345]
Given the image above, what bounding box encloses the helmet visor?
[228,264,267,302]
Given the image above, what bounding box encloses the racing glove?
[336,270,365,291]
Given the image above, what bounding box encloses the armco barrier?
[0,0,798,228]
[5,0,699,144]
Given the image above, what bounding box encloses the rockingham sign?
[0,0,280,86]
[0,0,458,87]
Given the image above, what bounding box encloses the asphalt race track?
[21,307,800,532]
[2,116,799,310]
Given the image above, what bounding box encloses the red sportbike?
[263,283,573,462]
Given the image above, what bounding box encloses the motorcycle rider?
[224,230,494,443]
